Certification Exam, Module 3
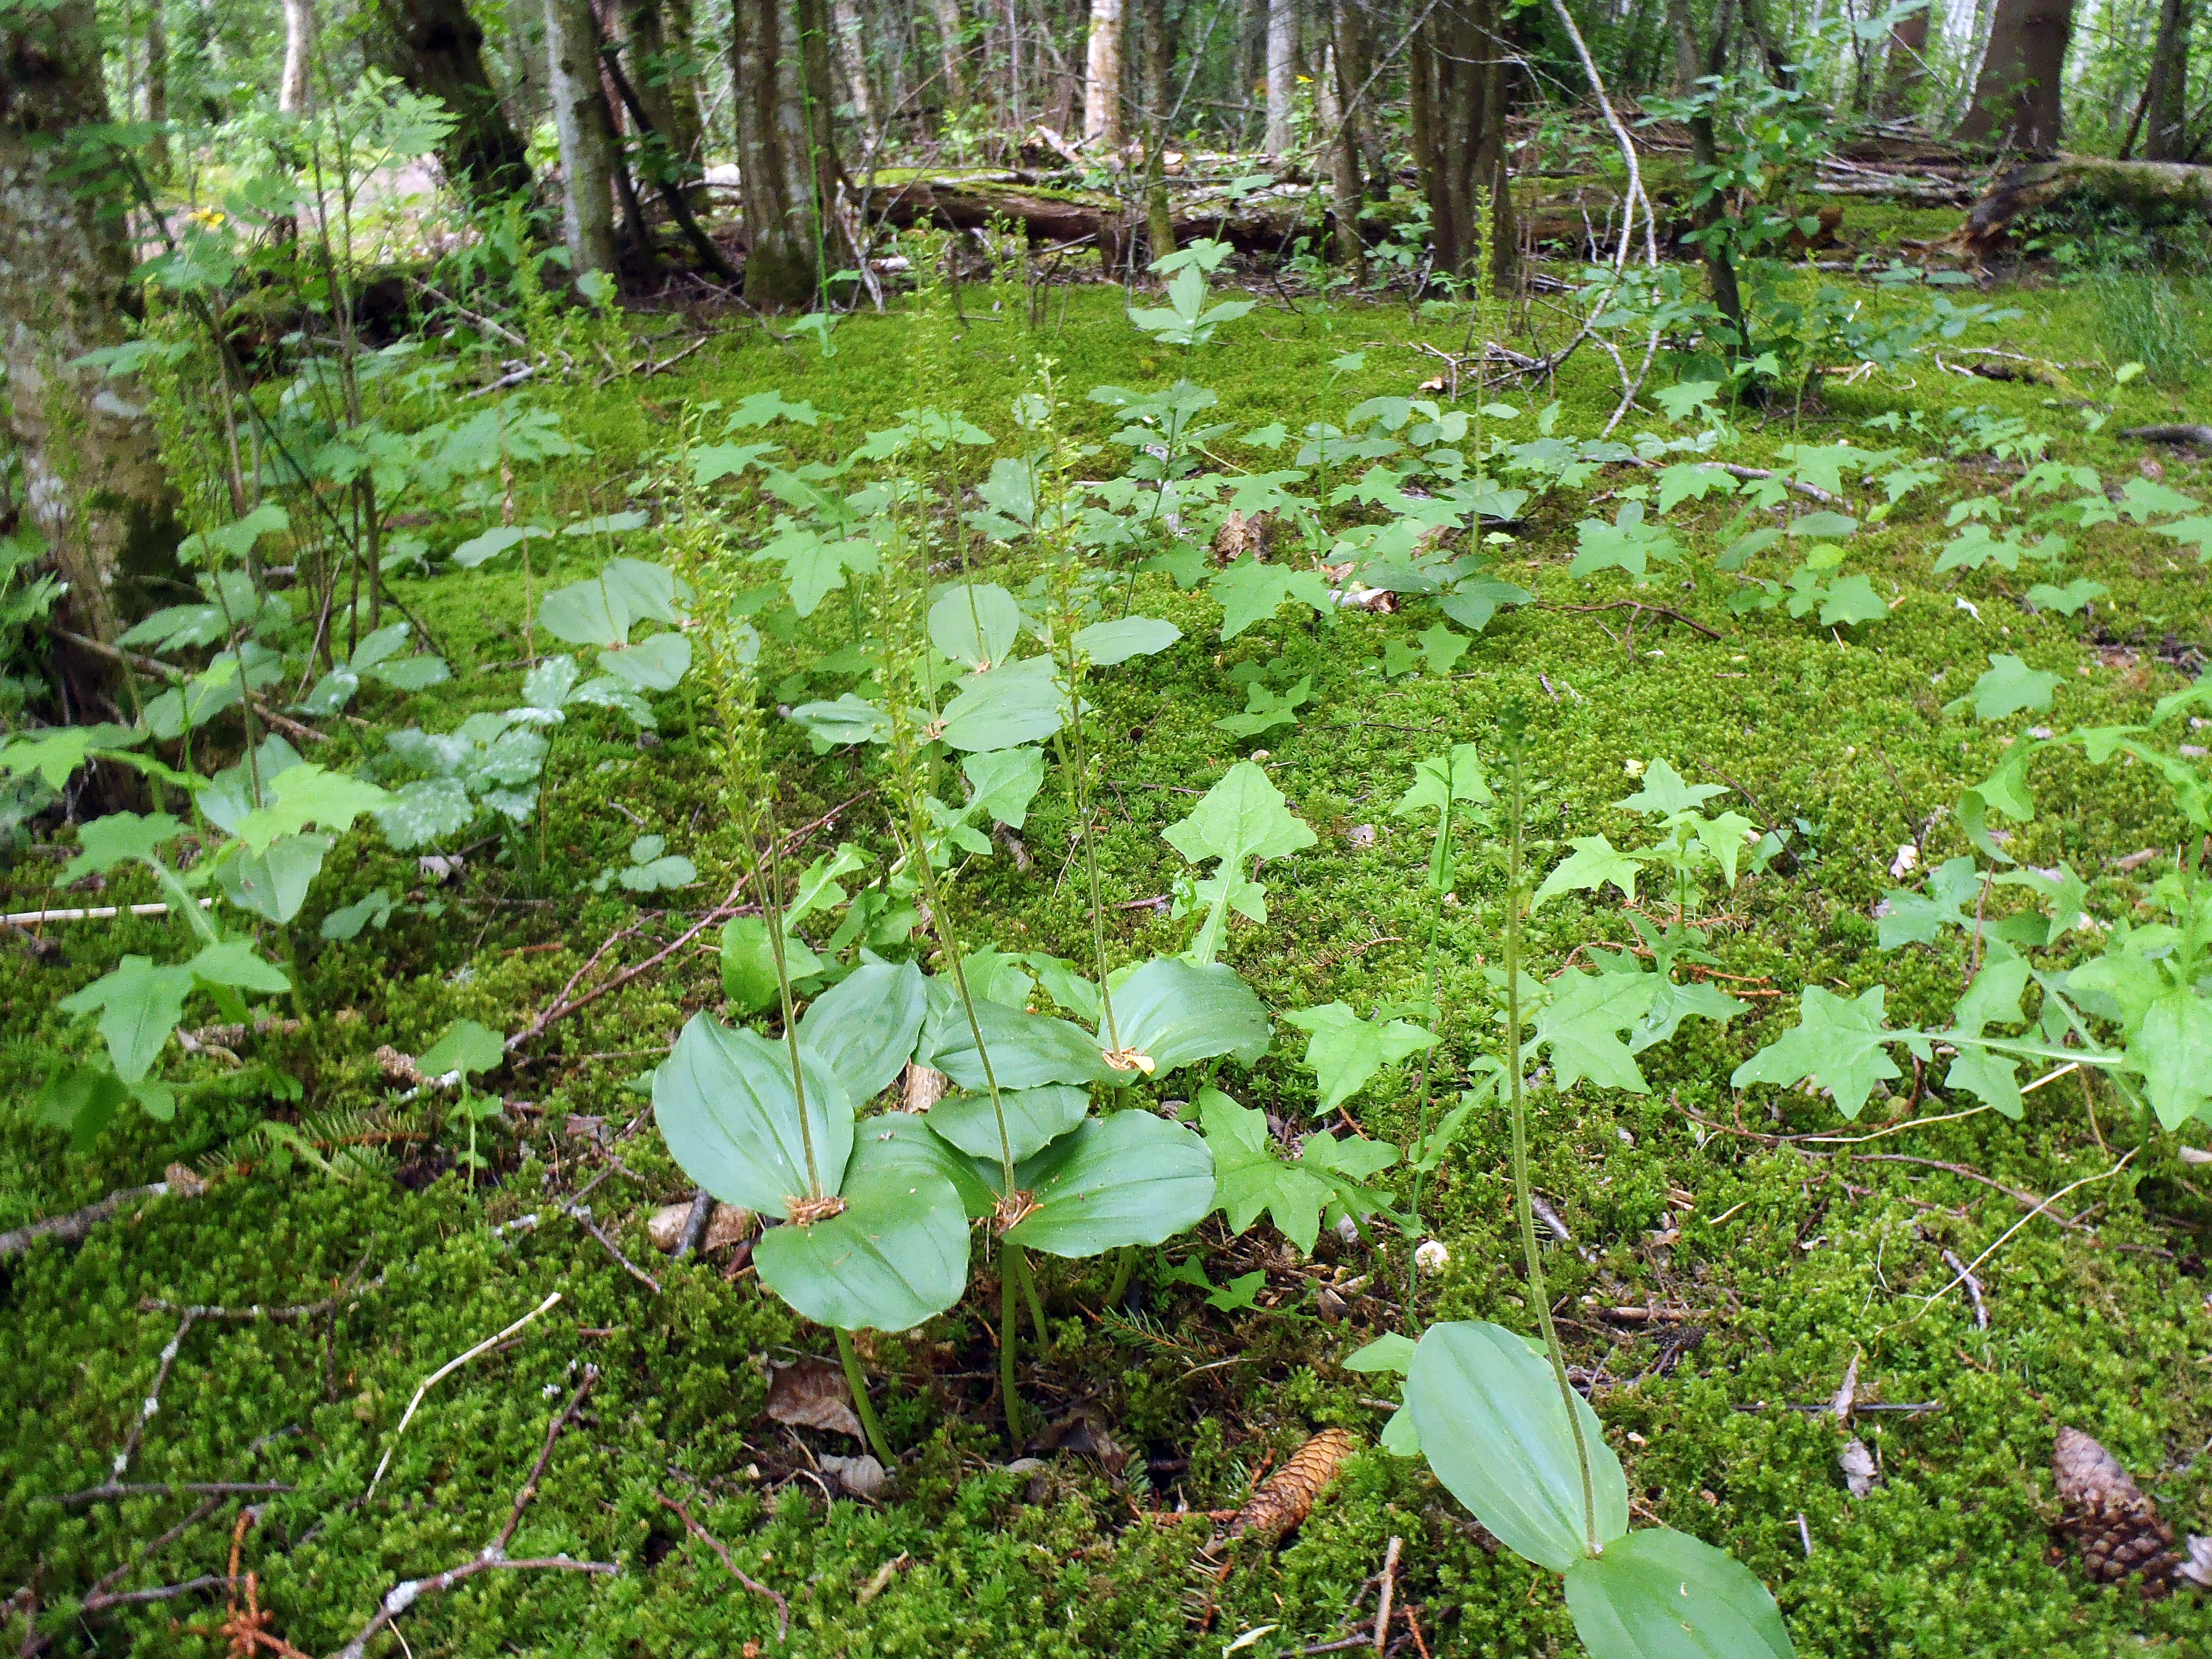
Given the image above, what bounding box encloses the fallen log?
[867,173,1324,260]
[1948,157,2212,259]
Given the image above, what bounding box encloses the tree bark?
[932,0,970,108]
[1319,40,1362,263]
[279,0,316,112]
[145,0,170,176]
[1667,0,1747,351]
[0,0,183,669]
[1951,156,2212,255]
[1263,0,1296,154]
[1083,0,1125,144]
[545,0,621,279]
[1876,1,1930,117]
[2143,0,2193,161]
[730,0,843,308]
[371,0,534,201]
[1408,0,1514,287]
[617,0,705,179]
[829,0,879,140]
[1332,0,1384,188]
[1955,0,2075,152]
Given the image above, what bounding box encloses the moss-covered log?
[1951,156,2212,257]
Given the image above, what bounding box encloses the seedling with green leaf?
[417,1018,507,1182]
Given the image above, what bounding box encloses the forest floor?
[8,212,2212,1658]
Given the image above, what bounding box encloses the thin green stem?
[1402,779,1456,1320]
[759,802,821,1199]
[1502,722,1600,1556]
[833,1327,896,1467]
[1011,1244,1050,1348]
[1104,1245,1134,1308]
[998,1251,1024,1447]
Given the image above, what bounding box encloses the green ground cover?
[9,252,2212,1657]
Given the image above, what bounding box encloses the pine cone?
[1228,1427,1357,1548]
[2053,1426,2179,1591]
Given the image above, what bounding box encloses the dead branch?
[655,1492,791,1639]
[0,1165,207,1261]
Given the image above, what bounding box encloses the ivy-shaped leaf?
[1731,985,1929,1120]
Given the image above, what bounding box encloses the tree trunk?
[829,0,879,140]
[1319,40,1362,263]
[1136,0,1172,130]
[2143,0,2193,160]
[1408,0,1514,288]
[1667,0,1747,350]
[1332,0,1384,188]
[545,0,621,279]
[0,0,184,674]
[1876,1,1930,117]
[145,0,171,176]
[280,0,316,112]
[371,0,534,201]
[1955,0,2075,151]
[1263,0,1296,154]
[730,0,843,308]
[932,0,970,108]
[1083,0,1124,144]
[617,0,706,178]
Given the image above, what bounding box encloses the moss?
[9,272,2212,1657]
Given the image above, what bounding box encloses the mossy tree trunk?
[0,0,183,685]
[730,0,842,309]
[369,0,534,202]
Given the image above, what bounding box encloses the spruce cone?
[1228,1427,1357,1547]
[2053,1426,2180,1591]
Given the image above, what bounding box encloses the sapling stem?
[1104,1246,1134,1308]
[1500,711,1601,1556]
[833,1326,895,1467]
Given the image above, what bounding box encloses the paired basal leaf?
[1562,1528,1795,1659]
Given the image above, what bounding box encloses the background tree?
[1084,0,1125,144]
[2138,0,2194,159]
[730,0,843,307]
[369,0,534,199]
[545,0,621,278]
[279,0,316,112]
[1956,0,2076,151]
[0,0,181,672]
[1407,0,1514,288]
[1876,0,1930,117]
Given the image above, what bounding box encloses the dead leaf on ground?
[765,1356,864,1439]
[820,1453,889,1501]
[1839,1439,1877,1499]
[1029,1406,1128,1478]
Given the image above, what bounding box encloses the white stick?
[366,1292,562,1498]
[5,899,214,926]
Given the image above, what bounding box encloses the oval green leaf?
[929,582,1023,669]
[798,959,928,1101]
[1563,1528,1794,1659]
[1005,1111,1216,1258]
[926,1083,1090,1163]
[655,1014,855,1214]
[754,1134,971,1331]
[1405,1319,1630,1571]
[928,998,1117,1091]
[937,657,1065,753]
[861,1110,999,1219]
[1105,956,1272,1075]
[1075,615,1181,665]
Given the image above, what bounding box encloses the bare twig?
[1374,1536,1401,1655]
[366,1292,563,1498]
[1942,1249,1989,1329]
[0,1166,206,1261]
[52,1481,295,1509]
[655,1492,791,1639]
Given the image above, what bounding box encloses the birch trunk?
[1263,0,1296,154]
[280,0,316,112]
[831,0,879,139]
[0,0,183,667]
[1083,0,1124,144]
[545,0,621,279]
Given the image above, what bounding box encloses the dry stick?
[110,1309,202,1481]
[1902,1152,2136,1327]
[507,791,869,1051]
[0,1170,205,1261]
[80,1495,225,1610]
[1373,1535,1401,1655]
[56,1479,295,1508]
[3,900,215,928]
[365,1292,562,1498]
[331,1372,616,1659]
[1941,1249,1989,1329]
[655,1493,791,1640]
[50,629,330,747]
